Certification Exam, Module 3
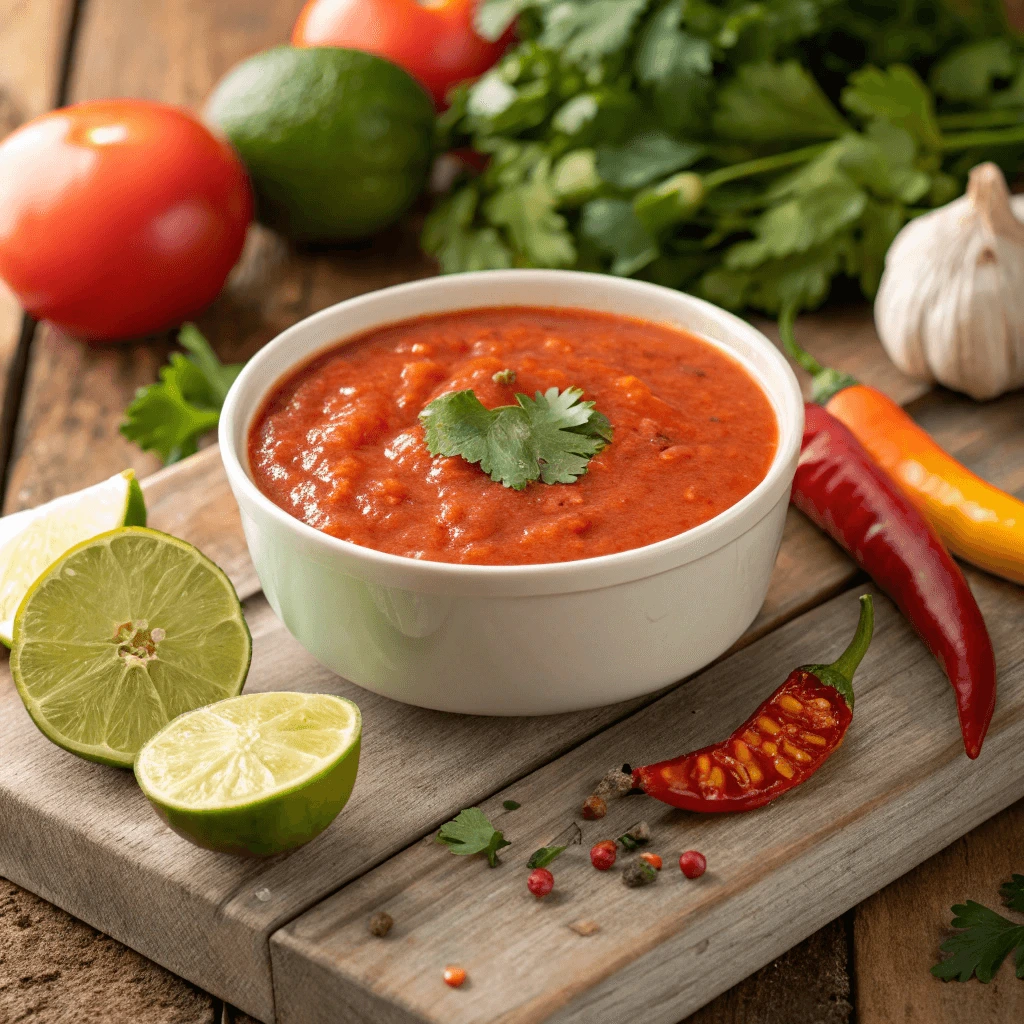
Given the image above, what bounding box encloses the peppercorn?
[368,911,393,937]
[639,852,662,871]
[593,766,633,798]
[679,850,707,879]
[590,840,617,871]
[581,794,607,820]
[618,820,651,848]
[622,858,658,888]
[443,965,467,988]
[527,867,554,897]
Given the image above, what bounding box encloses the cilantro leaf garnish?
[932,879,1024,983]
[120,324,243,465]
[420,386,612,490]
[527,845,566,869]
[436,808,511,868]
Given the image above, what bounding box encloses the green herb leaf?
[120,325,242,465]
[503,799,521,810]
[420,386,612,490]
[1002,875,1024,913]
[931,39,1017,103]
[596,133,706,191]
[423,186,514,274]
[527,845,567,868]
[436,808,512,868]
[539,0,651,72]
[841,65,942,151]
[713,61,848,144]
[475,0,542,42]
[931,899,1024,983]
[580,198,660,276]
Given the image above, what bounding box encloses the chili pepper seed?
[590,840,617,871]
[443,965,467,988]
[368,911,393,937]
[569,919,601,936]
[639,852,662,871]
[622,858,658,888]
[582,794,607,819]
[527,867,554,897]
[679,850,707,879]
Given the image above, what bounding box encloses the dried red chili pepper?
[792,402,996,759]
[633,596,872,812]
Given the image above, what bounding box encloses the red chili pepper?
[791,401,996,759]
[633,596,873,811]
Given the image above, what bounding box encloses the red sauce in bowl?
[248,307,778,565]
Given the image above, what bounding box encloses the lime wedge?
[11,527,251,768]
[135,692,361,856]
[0,470,146,646]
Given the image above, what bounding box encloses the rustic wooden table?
[1,3,1022,1023]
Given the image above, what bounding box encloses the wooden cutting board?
[0,325,1022,1024]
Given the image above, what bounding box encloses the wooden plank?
[270,569,1024,1024]
[853,797,1024,1023]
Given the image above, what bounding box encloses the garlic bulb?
[875,162,1024,401]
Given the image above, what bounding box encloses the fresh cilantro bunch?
[120,325,243,464]
[419,384,613,489]
[932,874,1024,982]
[425,0,1024,317]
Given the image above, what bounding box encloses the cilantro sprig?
[436,807,511,868]
[932,875,1024,983]
[121,325,243,465]
[419,385,612,490]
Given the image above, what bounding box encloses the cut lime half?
[11,527,251,767]
[0,470,146,645]
[135,692,362,856]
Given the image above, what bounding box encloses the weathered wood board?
[0,319,1022,1022]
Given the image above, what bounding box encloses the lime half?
[0,470,146,645]
[11,527,251,767]
[135,692,361,856]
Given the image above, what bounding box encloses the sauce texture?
[249,307,778,565]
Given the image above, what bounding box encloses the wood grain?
[270,573,1024,1024]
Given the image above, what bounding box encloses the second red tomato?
[292,0,510,107]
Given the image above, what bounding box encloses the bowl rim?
[219,269,804,592]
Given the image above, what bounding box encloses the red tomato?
[0,100,252,342]
[292,0,511,107]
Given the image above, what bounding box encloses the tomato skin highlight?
[0,100,251,342]
[292,0,511,107]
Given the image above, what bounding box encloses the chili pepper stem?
[804,595,874,710]
[778,304,858,404]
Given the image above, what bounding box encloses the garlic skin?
[875,162,1024,401]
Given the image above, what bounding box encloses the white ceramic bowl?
[220,270,804,715]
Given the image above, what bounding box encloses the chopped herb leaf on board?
[420,386,612,489]
[527,845,567,869]
[436,808,511,867]
[120,324,243,465]
[425,0,1024,318]
[932,876,1024,982]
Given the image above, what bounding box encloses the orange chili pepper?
[781,308,1024,586]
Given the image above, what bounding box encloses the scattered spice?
[368,911,393,938]
[593,765,633,799]
[618,821,651,850]
[679,851,707,879]
[622,858,658,888]
[581,795,607,820]
[527,867,555,898]
[502,799,521,810]
[443,965,467,988]
[640,852,662,871]
[569,919,602,937]
[590,840,617,871]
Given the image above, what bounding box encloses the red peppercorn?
[679,850,707,879]
[443,965,467,988]
[590,840,617,871]
[582,795,607,820]
[527,867,554,897]
[640,852,662,871]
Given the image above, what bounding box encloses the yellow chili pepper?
[782,308,1024,586]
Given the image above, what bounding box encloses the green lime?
[205,46,434,242]
[0,470,146,646]
[11,527,251,768]
[135,692,361,856]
